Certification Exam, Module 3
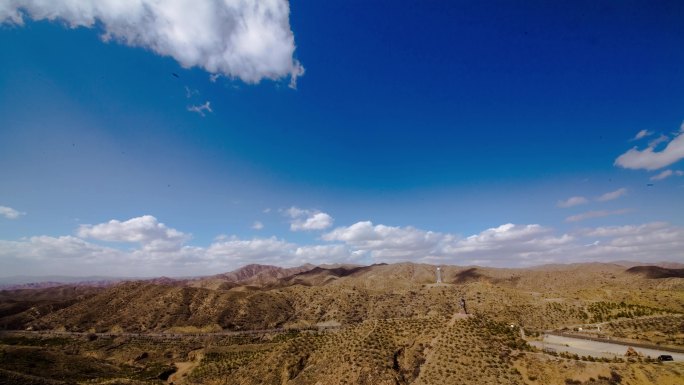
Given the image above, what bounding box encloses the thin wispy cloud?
[597,188,627,202]
[557,196,588,208]
[0,205,24,219]
[565,209,630,223]
[650,169,683,181]
[187,101,212,117]
[648,134,669,148]
[0,0,304,86]
[184,86,199,99]
[251,221,264,230]
[632,129,653,140]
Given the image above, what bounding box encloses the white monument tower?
[436,266,442,284]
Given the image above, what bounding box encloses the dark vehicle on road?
[657,355,674,361]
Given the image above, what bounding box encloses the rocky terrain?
[0,262,682,384]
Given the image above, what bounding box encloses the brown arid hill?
[186,263,319,290]
[2,262,680,333]
[0,286,104,330]
[625,265,684,279]
[1,262,683,385]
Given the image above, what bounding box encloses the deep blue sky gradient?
[1,1,683,271]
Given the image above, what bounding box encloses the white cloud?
[632,129,652,140]
[251,221,264,230]
[187,101,212,117]
[323,221,447,259]
[440,223,574,263]
[615,122,684,170]
[648,134,669,148]
[557,196,588,208]
[650,169,683,181]
[322,221,451,259]
[78,215,189,252]
[284,207,334,231]
[565,209,630,223]
[576,222,684,263]
[205,236,294,266]
[2,214,684,276]
[0,205,24,219]
[650,169,672,181]
[0,0,304,86]
[597,187,627,202]
[294,212,334,231]
[0,235,122,261]
[294,244,355,264]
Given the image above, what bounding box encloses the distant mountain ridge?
[2,260,682,290]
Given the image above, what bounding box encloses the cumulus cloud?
[632,129,652,140]
[294,244,355,264]
[0,235,122,261]
[576,222,684,262]
[2,215,683,276]
[565,209,630,223]
[323,221,447,259]
[615,122,684,170]
[597,188,627,202]
[284,207,334,231]
[557,196,588,208]
[205,236,294,266]
[440,223,573,263]
[0,0,304,86]
[0,205,24,219]
[78,215,189,252]
[187,101,212,117]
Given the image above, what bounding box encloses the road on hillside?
[530,334,684,361]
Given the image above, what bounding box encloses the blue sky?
[1,1,683,277]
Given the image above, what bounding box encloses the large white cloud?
[78,215,189,252]
[323,221,447,259]
[0,0,304,86]
[439,223,574,264]
[206,236,294,265]
[615,123,684,170]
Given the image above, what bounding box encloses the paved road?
[530,334,684,361]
